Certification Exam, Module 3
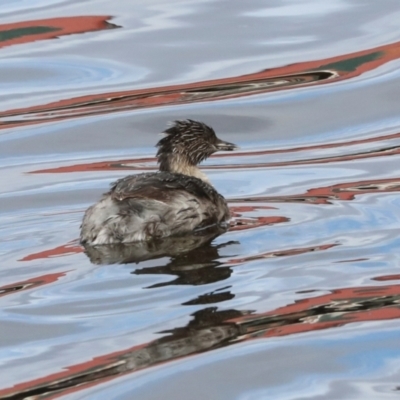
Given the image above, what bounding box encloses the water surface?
[1,0,400,399]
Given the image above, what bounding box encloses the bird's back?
[80,172,230,245]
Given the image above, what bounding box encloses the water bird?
[80,120,237,245]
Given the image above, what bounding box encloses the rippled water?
[2,0,400,399]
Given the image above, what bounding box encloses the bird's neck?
[158,154,210,183]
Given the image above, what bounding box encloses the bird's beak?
[216,139,238,151]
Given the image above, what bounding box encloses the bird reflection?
[183,289,234,305]
[83,225,237,266]
[156,306,249,343]
[133,237,237,288]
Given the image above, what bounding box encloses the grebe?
[80,120,237,245]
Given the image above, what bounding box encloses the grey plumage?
[80,120,237,245]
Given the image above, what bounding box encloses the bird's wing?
[109,172,220,204]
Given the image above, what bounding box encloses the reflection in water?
[230,215,289,231]
[0,16,118,50]
[83,225,229,265]
[232,284,400,339]
[183,290,234,305]
[84,226,238,290]
[19,241,83,261]
[31,129,400,175]
[373,274,400,281]
[1,71,336,130]
[227,243,338,264]
[0,272,67,298]
[232,177,400,205]
[3,2,400,399]
[4,38,400,130]
[133,238,237,288]
[10,134,400,398]
[2,280,399,399]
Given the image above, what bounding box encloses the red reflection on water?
[288,177,400,204]
[373,274,400,281]
[0,343,148,400]
[230,216,289,231]
[0,16,117,50]
[234,177,400,205]
[31,157,155,174]
[230,204,288,231]
[230,284,400,339]
[30,129,400,174]
[19,241,83,262]
[2,280,399,399]
[3,39,400,130]
[231,205,276,212]
[228,243,337,264]
[0,272,67,298]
